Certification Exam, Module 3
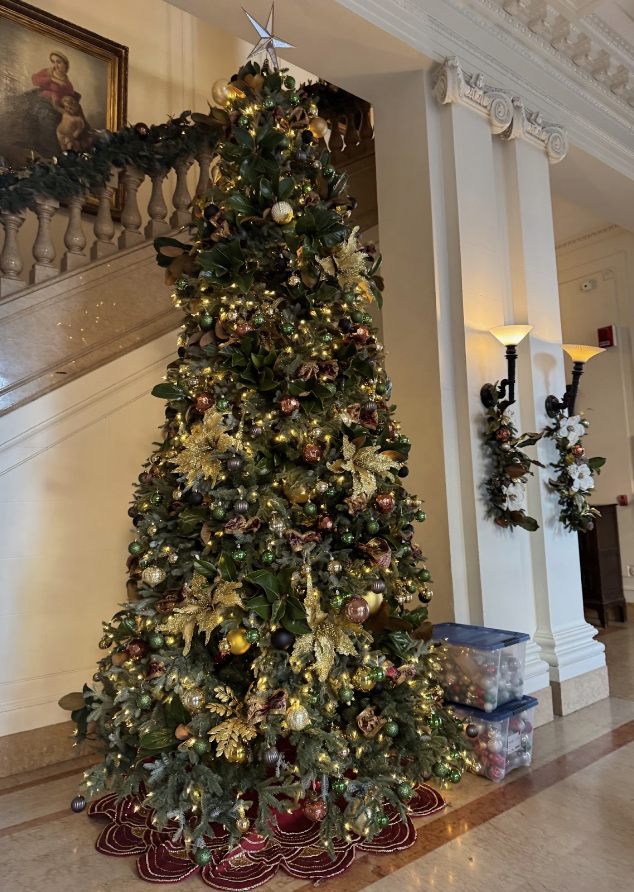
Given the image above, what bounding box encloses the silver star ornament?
[243,4,293,72]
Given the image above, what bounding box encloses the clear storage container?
[453,696,538,781]
[433,622,530,711]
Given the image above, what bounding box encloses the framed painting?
[0,0,128,210]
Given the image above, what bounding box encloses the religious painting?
[0,0,127,170]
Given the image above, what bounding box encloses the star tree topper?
[243,4,293,72]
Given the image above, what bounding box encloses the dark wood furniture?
[578,503,627,628]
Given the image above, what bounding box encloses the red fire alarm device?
[618,495,629,507]
[598,325,617,348]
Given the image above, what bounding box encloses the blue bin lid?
[449,695,539,723]
[433,622,530,650]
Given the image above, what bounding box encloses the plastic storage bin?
[433,623,530,711]
[454,696,538,781]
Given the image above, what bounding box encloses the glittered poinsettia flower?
[290,572,357,681]
[329,435,401,504]
[556,414,585,446]
[171,411,236,487]
[156,574,243,655]
[569,462,594,492]
[502,481,526,511]
[316,226,371,293]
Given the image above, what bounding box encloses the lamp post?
[480,324,533,408]
[545,344,605,418]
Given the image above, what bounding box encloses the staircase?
[0,97,377,416]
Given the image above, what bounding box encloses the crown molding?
[555,223,620,252]
[433,57,568,162]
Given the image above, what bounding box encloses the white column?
[428,63,552,707]
[502,134,607,714]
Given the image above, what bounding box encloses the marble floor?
[1,624,634,892]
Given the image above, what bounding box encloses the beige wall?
[556,226,634,603]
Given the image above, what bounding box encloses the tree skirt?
[87,785,444,887]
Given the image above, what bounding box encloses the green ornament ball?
[449,768,462,784]
[420,569,432,582]
[362,312,372,324]
[375,811,389,829]
[288,92,300,106]
[371,666,386,682]
[148,632,164,649]
[212,506,226,521]
[432,762,450,778]
[321,332,333,343]
[193,738,209,755]
[216,398,229,411]
[330,594,344,609]
[341,532,354,546]
[176,278,188,292]
[376,382,387,395]
[284,75,296,88]
[281,322,294,335]
[245,628,260,644]
[137,694,152,710]
[396,782,413,801]
[331,778,347,795]
[309,693,320,706]
[415,510,427,523]
[253,314,266,327]
[401,545,411,557]
[261,550,275,565]
[302,182,312,194]
[407,582,418,594]
[263,97,276,110]
[343,292,356,306]
[339,686,354,703]
[195,848,212,867]
[351,310,364,323]
[366,520,380,535]
[128,541,144,556]
[384,721,399,738]
[399,435,411,444]
[238,115,249,128]
[428,714,442,729]
[138,557,150,569]
[232,549,246,562]
[150,492,162,505]
[323,164,335,177]
[304,502,318,516]
[200,314,215,331]
[326,485,337,498]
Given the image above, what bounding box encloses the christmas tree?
[69,59,467,862]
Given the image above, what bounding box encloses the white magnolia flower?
[557,414,585,446]
[503,480,526,511]
[569,462,594,492]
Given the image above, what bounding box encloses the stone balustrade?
[0,150,214,299]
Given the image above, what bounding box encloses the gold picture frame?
[0,0,128,213]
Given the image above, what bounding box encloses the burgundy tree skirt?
[87,785,444,887]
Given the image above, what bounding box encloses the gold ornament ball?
[141,566,167,587]
[218,639,231,654]
[227,628,252,655]
[353,667,375,692]
[211,78,231,105]
[284,479,310,504]
[226,743,248,764]
[309,116,329,139]
[286,704,310,731]
[236,816,251,833]
[271,201,294,224]
[361,590,384,615]
[181,688,206,713]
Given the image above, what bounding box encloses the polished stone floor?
[1,623,633,892]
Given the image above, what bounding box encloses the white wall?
[0,332,176,735]
[556,225,634,602]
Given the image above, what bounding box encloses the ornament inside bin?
[453,695,538,781]
[433,623,529,712]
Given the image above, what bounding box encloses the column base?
[61,253,89,273]
[91,242,118,261]
[30,264,59,285]
[0,277,26,297]
[530,685,554,727]
[170,210,192,228]
[118,230,145,250]
[551,664,610,716]
[534,620,606,683]
[144,220,170,239]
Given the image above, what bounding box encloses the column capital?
[433,57,568,164]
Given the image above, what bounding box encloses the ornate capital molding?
[433,57,568,163]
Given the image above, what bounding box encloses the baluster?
[357,100,374,153]
[91,173,118,260]
[343,113,360,158]
[170,157,193,227]
[328,113,345,165]
[61,195,88,272]
[0,209,27,297]
[30,196,59,284]
[118,166,146,249]
[145,173,170,238]
[195,150,213,197]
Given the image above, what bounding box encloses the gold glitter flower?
[172,411,236,487]
[157,574,243,655]
[329,435,401,504]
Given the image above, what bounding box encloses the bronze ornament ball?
[317,515,335,533]
[126,639,149,661]
[226,456,242,472]
[345,597,370,624]
[303,797,327,821]
[280,395,300,415]
[374,493,395,514]
[302,442,323,464]
[195,392,214,412]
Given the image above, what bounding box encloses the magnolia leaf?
[58,692,86,711]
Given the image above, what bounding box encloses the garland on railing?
[544,411,605,532]
[0,112,219,213]
[483,401,543,532]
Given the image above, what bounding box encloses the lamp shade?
[561,344,605,363]
[489,324,533,347]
